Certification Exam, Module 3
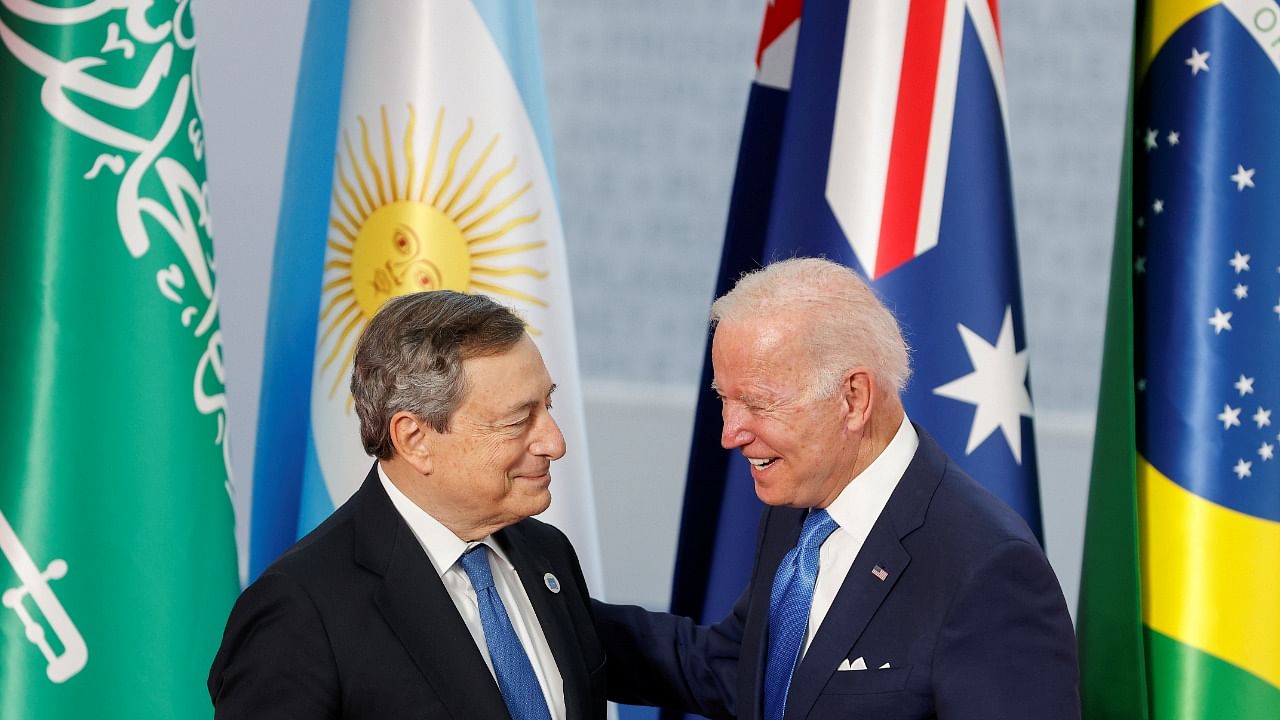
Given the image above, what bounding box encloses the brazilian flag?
[1078,1,1280,717]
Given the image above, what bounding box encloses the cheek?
[775,419,832,460]
[470,435,525,476]
[756,417,801,449]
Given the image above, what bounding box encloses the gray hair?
[351,291,527,459]
[710,257,911,399]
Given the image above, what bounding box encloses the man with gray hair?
[210,291,605,719]
[594,257,1078,719]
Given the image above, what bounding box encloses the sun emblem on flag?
[319,104,549,397]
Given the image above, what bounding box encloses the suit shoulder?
[925,460,1041,553]
[259,499,360,582]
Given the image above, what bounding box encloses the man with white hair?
[594,257,1079,719]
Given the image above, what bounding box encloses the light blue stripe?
[249,0,350,580]
[470,0,561,199]
[297,427,336,539]
[616,705,659,720]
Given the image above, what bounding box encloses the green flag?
[1078,2,1280,718]
[0,3,238,716]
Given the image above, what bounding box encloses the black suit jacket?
[594,428,1079,719]
[209,466,606,719]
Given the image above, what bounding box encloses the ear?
[840,368,875,432]
[389,411,434,475]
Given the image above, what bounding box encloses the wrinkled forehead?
[712,316,816,386]
[459,335,552,395]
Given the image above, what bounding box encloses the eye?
[392,227,417,255]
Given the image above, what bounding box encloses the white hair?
[710,257,911,398]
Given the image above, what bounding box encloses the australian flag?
[669,0,1044,641]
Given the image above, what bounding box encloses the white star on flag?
[1153,198,1165,214]
[1208,308,1232,333]
[1233,458,1252,478]
[1186,47,1210,75]
[1230,251,1251,273]
[1260,442,1275,461]
[1254,407,1272,428]
[1234,283,1249,299]
[933,306,1032,464]
[1218,404,1242,429]
[1167,130,1180,145]
[1274,298,1280,319]
[1135,256,1147,275]
[1230,165,1256,191]
[1144,128,1158,150]
[1235,374,1255,395]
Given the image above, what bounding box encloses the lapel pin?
[543,572,561,593]
[871,565,889,581]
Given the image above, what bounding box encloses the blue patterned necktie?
[458,545,553,720]
[762,509,839,720]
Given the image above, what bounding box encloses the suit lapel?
[497,523,589,720]
[739,507,806,720]
[353,468,512,719]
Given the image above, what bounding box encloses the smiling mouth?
[747,457,778,469]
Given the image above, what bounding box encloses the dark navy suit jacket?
[594,428,1079,719]
[209,466,607,719]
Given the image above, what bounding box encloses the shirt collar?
[377,463,514,576]
[824,414,918,533]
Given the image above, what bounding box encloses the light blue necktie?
[762,509,839,720]
[459,545,553,720]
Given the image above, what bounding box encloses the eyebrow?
[505,383,557,415]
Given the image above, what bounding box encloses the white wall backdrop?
[195,0,1133,615]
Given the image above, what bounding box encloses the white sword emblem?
[0,509,88,683]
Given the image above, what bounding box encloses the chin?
[754,481,809,509]
[753,482,787,508]
[524,491,552,517]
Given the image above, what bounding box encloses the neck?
[859,398,905,469]
[379,458,503,541]
[819,398,905,508]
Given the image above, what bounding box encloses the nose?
[720,403,753,450]
[532,409,567,460]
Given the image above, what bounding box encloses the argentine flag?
[249,0,602,590]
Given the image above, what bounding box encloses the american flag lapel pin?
[871,565,889,581]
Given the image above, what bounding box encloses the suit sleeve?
[591,590,747,720]
[208,571,340,720]
[932,538,1081,720]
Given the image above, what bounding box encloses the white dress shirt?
[801,414,919,658]
[379,465,566,719]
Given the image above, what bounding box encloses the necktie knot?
[460,544,496,592]
[798,508,838,554]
